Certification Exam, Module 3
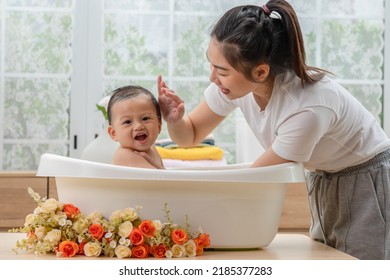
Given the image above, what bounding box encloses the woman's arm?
[251,147,293,168]
[168,100,225,147]
[157,75,225,147]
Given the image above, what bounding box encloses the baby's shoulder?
[112,147,138,164]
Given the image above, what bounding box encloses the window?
[0,0,73,170]
[0,0,387,170]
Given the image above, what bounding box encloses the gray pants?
[307,149,390,260]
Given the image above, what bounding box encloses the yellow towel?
[156,146,224,161]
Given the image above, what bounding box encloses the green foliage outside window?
[0,0,385,169]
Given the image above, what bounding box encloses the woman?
[153,1,390,259]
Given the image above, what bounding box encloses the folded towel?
[156,145,224,161]
[163,158,227,168]
[155,134,215,148]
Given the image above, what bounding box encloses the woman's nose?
[209,67,218,84]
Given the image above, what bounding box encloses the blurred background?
[0,0,388,170]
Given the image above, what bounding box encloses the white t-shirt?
[204,71,390,172]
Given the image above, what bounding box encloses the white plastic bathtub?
[36,153,306,249]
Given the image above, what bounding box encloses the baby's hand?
[133,151,165,169]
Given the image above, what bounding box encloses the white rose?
[86,211,103,223]
[84,242,102,257]
[40,198,59,213]
[44,229,62,245]
[109,240,117,248]
[114,245,131,259]
[57,202,64,211]
[54,212,67,224]
[118,221,133,238]
[72,218,88,234]
[24,214,35,226]
[152,220,162,232]
[34,226,47,241]
[121,208,138,222]
[107,225,115,232]
[171,244,186,258]
[165,250,173,258]
[109,210,122,222]
[184,240,197,257]
[33,207,41,215]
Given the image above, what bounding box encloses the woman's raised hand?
[157,75,185,124]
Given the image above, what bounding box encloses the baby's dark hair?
[210,0,328,86]
[107,85,161,125]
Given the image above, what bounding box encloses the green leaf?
[96,104,108,121]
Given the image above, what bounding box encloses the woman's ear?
[252,63,270,82]
[108,125,118,141]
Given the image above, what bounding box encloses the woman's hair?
[210,0,328,86]
[107,85,161,125]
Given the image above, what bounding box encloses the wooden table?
[0,232,355,260]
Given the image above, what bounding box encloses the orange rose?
[132,244,149,258]
[171,229,188,245]
[78,240,87,255]
[197,233,210,248]
[58,240,79,257]
[139,220,156,238]
[150,244,167,258]
[129,228,145,246]
[193,238,204,256]
[89,223,104,240]
[63,203,80,219]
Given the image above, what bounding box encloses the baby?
[107,85,164,169]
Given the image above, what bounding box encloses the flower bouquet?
[10,188,210,258]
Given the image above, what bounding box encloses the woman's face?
[108,94,161,152]
[207,37,260,99]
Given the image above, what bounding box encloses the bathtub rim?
[36,153,306,183]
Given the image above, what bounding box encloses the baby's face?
[108,94,161,152]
